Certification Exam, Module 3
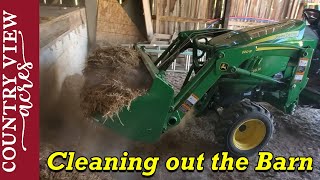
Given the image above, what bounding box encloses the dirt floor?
[40,72,320,180]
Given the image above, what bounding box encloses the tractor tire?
[214,99,274,157]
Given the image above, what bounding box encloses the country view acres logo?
[2,10,34,172]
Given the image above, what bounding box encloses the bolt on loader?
[93,19,319,157]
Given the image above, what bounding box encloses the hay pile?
[80,46,152,119]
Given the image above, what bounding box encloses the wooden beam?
[287,0,294,19]
[143,0,154,41]
[222,0,231,28]
[159,15,210,23]
[208,0,214,18]
[154,33,172,39]
[214,0,222,19]
[296,2,304,19]
[268,0,274,19]
[291,0,299,19]
[85,0,98,49]
[156,0,161,33]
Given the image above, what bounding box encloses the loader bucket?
[93,47,174,142]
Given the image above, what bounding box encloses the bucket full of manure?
[80,46,174,142]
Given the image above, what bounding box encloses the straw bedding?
[80,46,152,119]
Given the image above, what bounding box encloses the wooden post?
[165,0,170,34]
[222,0,231,28]
[85,0,98,49]
[143,0,154,41]
[291,0,300,19]
[156,0,161,34]
[287,0,294,19]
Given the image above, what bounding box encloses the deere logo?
[220,63,229,71]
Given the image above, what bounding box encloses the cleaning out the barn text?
[46,151,313,177]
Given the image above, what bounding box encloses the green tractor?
[93,19,319,157]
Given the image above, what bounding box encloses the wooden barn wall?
[229,0,304,21]
[149,0,318,35]
[151,0,226,34]
[96,0,145,45]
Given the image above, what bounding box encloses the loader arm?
[157,41,312,132]
[155,28,232,70]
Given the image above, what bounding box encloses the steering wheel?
[303,9,320,26]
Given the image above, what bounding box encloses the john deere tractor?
[93,19,318,157]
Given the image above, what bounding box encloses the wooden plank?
[152,41,170,44]
[255,0,260,18]
[170,0,177,11]
[244,0,249,17]
[179,0,186,31]
[159,15,210,23]
[296,2,304,19]
[164,0,169,34]
[183,0,188,30]
[212,0,217,18]
[233,0,238,16]
[245,0,251,17]
[201,0,207,27]
[189,0,197,29]
[142,0,154,41]
[173,0,179,33]
[156,0,161,33]
[150,33,172,44]
[227,0,235,29]
[279,0,289,20]
[257,0,263,18]
[222,0,231,28]
[168,0,175,34]
[202,0,209,29]
[264,0,269,18]
[153,0,157,31]
[208,0,214,18]
[215,0,223,18]
[237,0,244,17]
[291,0,300,19]
[287,0,294,19]
[271,0,279,20]
[186,0,192,30]
[196,0,202,30]
[248,0,256,17]
[289,0,296,19]
[229,0,235,17]
[159,0,165,34]
[151,0,156,15]
[268,0,275,19]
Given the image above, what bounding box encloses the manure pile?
[80,46,152,119]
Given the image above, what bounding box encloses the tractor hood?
[209,19,306,48]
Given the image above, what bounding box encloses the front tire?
[214,99,274,157]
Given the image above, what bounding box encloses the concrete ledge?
[40,6,86,48]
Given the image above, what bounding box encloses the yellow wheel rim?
[232,119,266,151]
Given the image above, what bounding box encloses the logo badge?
[220,63,229,71]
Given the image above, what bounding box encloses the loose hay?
[80,46,152,120]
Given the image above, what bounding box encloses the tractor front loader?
[93,19,318,157]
